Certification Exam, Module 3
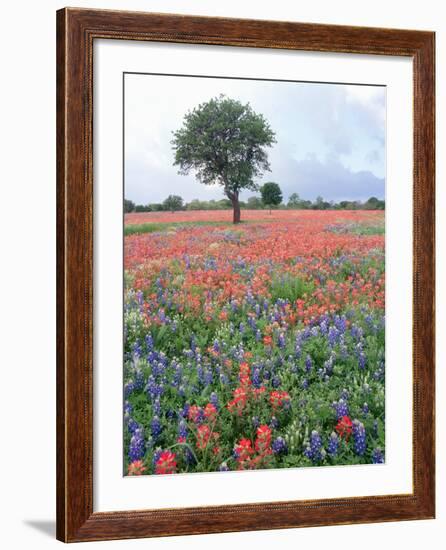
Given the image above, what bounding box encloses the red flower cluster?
[188,405,202,423]
[255,425,272,454]
[269,390,291,410]
[204,403,217,421]
[155,451,177,475]
[234,425,273,470]
[335,415,353,441]
[127,460,146,476]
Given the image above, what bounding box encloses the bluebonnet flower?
[210,392,219,410]
[197,366,205,385]
[213,339,220,353]
[255,329,262,342]
[372,448,385,464]
[185,446,196,465]
[247,317,257,330]
[152,397,161,416]
[146,375,162,400]
[352,420,367,456]
[302,378,309,389]
[239,322,245,334]
[305,355,312,373]
[172,364,183,387]
[272,375,281,388]
[134,368,145,391]
[278,333,286,349]
[124,380,135,398]
[252,368,262,388]
[334,315,347,333]
[327,432,339,456]
[124,400,132,415]
[180,403,190,418]
[219,462,230,471]
[151,416,162,440]
[320,319,329,335]
[204,369,213,386]
[178,419,188,440]
[362,402,369,415]
[272,437,288,455]
[328,326,339,347]
[304,430,324,463]
[340,388,349,401]
[145,334,153,352]
[252,416,260,429]
[332,398,349,419]
[351,325,363,340]
[129,427,145,462]
[358,351,366,370]
[190,335,197,352]
[269,416,279,429]
[132,340,142,359]
[152,448,162,467]
[126,417,139,435]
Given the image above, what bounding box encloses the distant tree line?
[125,187,384,214]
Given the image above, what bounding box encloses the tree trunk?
[231,194,241,224]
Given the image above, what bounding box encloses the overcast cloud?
[124,73,385,204]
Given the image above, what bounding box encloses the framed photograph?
[56,8,435,542]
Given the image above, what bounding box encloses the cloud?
[272,156,385,202]
[124,74,385,204]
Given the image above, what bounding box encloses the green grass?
[269,273,314,302]
[351,225,385,236]
[124,220,237,236]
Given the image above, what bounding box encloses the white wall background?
[1,1,443,548]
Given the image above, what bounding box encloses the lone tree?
[260,182,282,213]
[163,194,184,213]
[171,95,276,223]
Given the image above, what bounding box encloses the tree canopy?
[171,95,276,223]
[260,182,283,211]
[163,194,184,212]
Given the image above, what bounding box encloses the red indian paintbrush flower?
[155,451,177,475]
[255,425,272,453]
[204,403,217,421]
[336,415,353,441]
[127,460,146,476]
[269,390,291,410]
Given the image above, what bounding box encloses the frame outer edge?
[56,7,436,542]
[56,7,67,543]
[414,31,436,518]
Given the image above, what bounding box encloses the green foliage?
[260,182,283,208]
[162,194,184,212]
[269,273,314,302]
[124,198,135,213]
[247,196,264,209]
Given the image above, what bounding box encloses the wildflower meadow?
[123,209,385,476]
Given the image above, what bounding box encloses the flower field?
[124,210,385,476]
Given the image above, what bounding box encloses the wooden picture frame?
[56,7,435,542]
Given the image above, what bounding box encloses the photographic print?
[123,73,386,476]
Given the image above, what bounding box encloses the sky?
[124,73,385,204]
